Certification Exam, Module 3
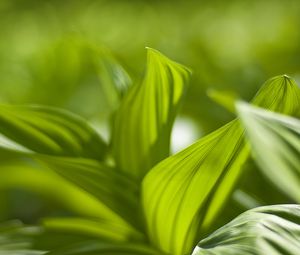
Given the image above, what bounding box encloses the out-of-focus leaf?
[0,221,157,255]
[24,36,131,120]
[207,89,238,114]
[46,240,163,255]
[142,75,300,255]
[37,155,140,229]
[33,220,160,255]
[0,160,124,222]
[237,102,300,202]
[0,105,107,159]
[93,47,131,111]
[192,204,300,255]
[42,217,144,242]
[112,48,191,180]
[0,220,45,255]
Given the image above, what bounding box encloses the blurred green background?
[0,0,299,228]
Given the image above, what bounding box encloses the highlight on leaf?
[112,48,191,180]
[237,102,300,202]
[192,204,300,255]
[0,41,300,255]
[141,75,300,255]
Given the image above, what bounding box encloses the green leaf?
[112,48,191,180]
[37,155,140,229]
[207,89,238,114]
[0,221,160,255]
[0,159,124,222]
[251,75,300,115]
[192,204,300,255]
[24,35,131,120]
[237,102,300,202]
[42,217,144,242]
[142,75,300,255]
[0,221,45,255]
[0,105,107,159]
[46,241,164,255]
[93,47,132,111]
[34,219,161,255]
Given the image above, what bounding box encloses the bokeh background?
[0,0,299,231]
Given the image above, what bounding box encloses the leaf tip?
[145,47,192,74]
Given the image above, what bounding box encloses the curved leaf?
[112,48,191,180]
[93,47,132,111]
[0,221,45,255]
[142,75,300,255]
[37,155,140,229]
[0,105,107,159]
[0,160,123,222]
[42,217,144,242]
[237,102,300,202]
[0,221,160,255]
[192,204,300,255]
[46,241,164,255]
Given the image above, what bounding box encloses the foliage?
[0,49,299,255]
[192,205,300,255]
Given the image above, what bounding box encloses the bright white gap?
[171,116,202,154]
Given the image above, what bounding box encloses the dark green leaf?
[37,155,140,229]
[42,217,144,242]
[0,160,124,221]
[46,241,164,255]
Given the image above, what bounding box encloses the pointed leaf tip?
[112,49,191,180]
[142,75,300,255]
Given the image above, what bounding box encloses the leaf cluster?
[0,49,299,255]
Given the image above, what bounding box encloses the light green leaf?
[37,155,140,229]
[142,75,300,255]
[192,204,300,255]
[251,75,300,115]
[0,105,107,159]
[112,48,191,180]
[207,89,238,114]
[237,102,300,202]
